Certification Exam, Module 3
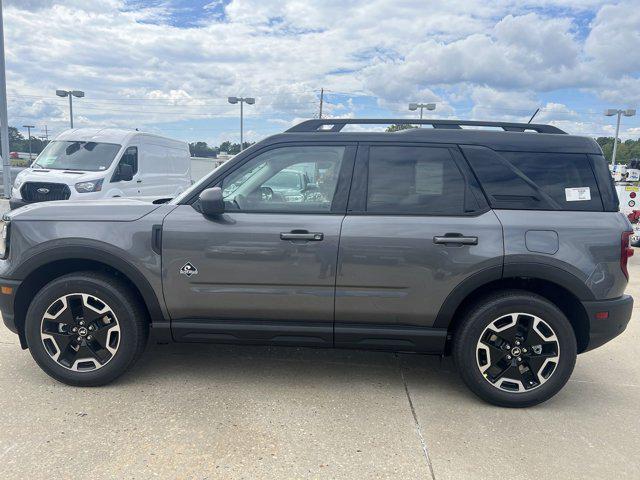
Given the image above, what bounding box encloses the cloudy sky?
[4,0,640,145]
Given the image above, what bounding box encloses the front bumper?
[9,198,27,210]
[581,295,633,352]
[0,278,21,334]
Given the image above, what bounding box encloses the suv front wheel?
[25,271,149,386]
[453,291,577,407]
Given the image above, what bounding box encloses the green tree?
[386,124,418,132]
[189,141,218,157]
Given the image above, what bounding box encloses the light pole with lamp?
[409,102,436,125]
[605,108,636,168]
[228,96,255,151]
[56,89,85,128]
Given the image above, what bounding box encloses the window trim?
[347,142,487,217]
[189,141,358,215]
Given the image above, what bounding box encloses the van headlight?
[75,179,103,193]
[0,221,10,259]
[13,176,24,189]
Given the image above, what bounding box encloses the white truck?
[9,128,191,209]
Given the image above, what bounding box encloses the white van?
[9,128,191,209]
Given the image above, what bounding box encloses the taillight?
[621,231,634,279]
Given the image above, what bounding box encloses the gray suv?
[0,119,633,407]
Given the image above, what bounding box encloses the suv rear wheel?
[453,291,577,407]
[25,272,149,386]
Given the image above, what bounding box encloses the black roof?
[270,119,601,154]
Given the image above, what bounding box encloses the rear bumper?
[581,295,633,352]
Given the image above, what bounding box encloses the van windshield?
[32,141,121,171]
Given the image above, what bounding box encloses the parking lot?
[0,255,637,479]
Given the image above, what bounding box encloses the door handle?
[280,231,324,241]
[136,179,142,183]
[433,234,478,245]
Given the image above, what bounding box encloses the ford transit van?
[9,128,191,209]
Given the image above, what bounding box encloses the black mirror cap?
[119,163,134,181]
[199,187,225,216]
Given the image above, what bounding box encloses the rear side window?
[463,146,603,211]
[503,152,602,211]
[367,146,466,214]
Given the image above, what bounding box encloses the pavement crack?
[397,354,436,480]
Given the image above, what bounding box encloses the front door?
[335,143,504,351]
[162,143,356,346]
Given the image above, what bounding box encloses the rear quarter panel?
[495,210,631,300]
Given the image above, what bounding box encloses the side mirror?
[199,187,225,216]
[118,163,134,182]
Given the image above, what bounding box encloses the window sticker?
[565,187,591,202]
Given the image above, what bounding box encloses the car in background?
[9,128,192,209]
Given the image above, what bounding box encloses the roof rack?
[286,119,566,134]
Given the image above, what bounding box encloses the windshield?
[32,141,121,171]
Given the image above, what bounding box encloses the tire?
[24,271,149,386]
[453,290,577,407]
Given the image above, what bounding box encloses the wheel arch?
[12,245,168,347]
[435,264,592,353]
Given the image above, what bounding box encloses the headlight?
[13,176,24,189]
[0,221,10,259]
[75,179,104,193]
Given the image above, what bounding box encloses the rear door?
[335,143,503,351]
[162,143,356,346]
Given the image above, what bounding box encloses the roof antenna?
[527,108,540,124]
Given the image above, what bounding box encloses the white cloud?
[1,0,638,143]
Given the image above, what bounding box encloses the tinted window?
[367,146,466,214]
[120,146,138,174]
[502,152,602,211]
[221,146,345,212]
[464,146,603,211]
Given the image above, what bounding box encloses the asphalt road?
[0,254,638,478]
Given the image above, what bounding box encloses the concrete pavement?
[0,258,638,479]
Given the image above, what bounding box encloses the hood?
[17,168,106,185]
[6,198,163,222]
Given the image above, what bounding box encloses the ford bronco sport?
[0,119,633,407]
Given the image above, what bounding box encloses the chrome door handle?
[433,235,478,245]
[280,231,324,241]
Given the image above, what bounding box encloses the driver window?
[221,146,345,212]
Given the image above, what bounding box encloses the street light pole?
[409,102,436,127]
[605,108,636,167]
[56,89,85,128]
[0,0,11,198]
[22,125,34,160]
[228,96,255,151]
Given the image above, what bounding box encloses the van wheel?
[24,272,149,386]
[453,291,577,407]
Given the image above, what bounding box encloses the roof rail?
[286,119,567,134]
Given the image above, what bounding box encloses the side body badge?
[180,262,198,277]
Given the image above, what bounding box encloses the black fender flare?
[433,262,594,329]
[13,241,168,328]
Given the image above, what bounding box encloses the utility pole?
[43,125,48,141]
[22,125,34,160]
[0,0,11,198]
[319,88,324,119]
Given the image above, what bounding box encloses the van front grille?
[21,182,71,202]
